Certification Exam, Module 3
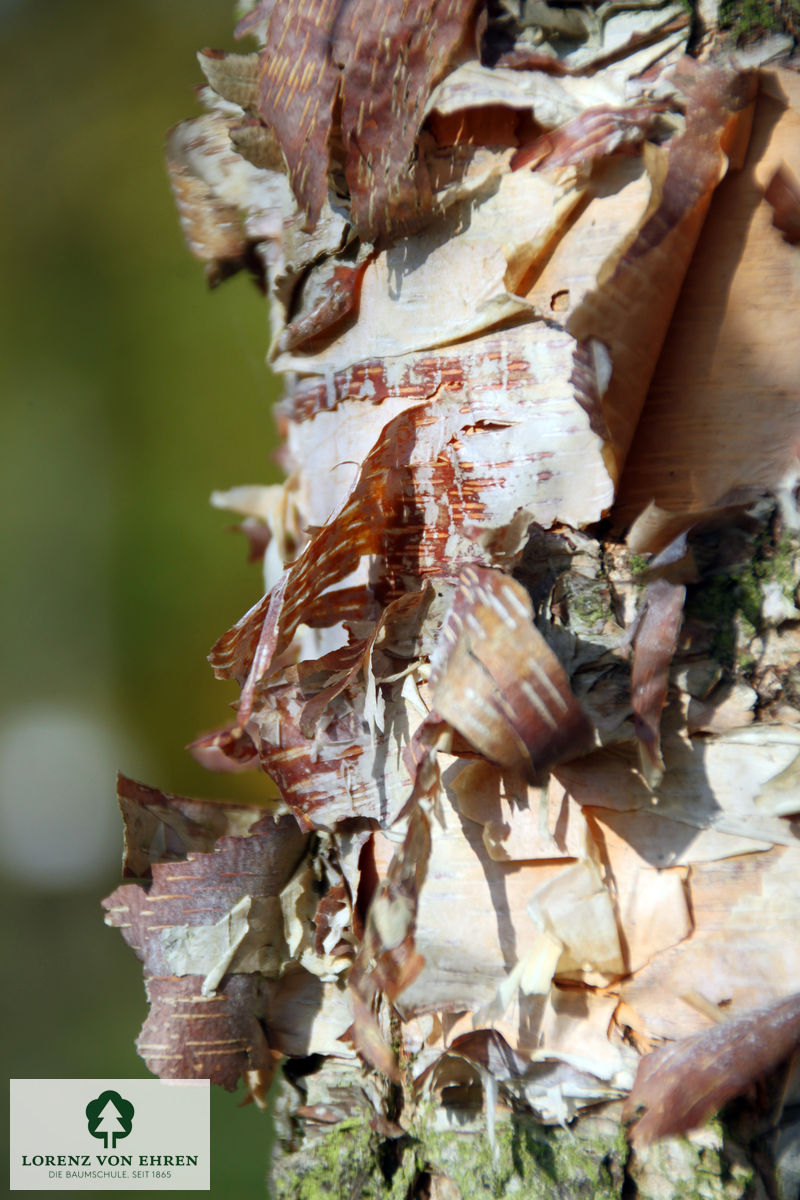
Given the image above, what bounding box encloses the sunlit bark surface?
[104,3,800,1195]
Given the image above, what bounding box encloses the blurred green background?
[1,1,282,1194]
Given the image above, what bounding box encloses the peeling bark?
[105,3,800,1195]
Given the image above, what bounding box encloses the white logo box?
[10,1079,210,1191]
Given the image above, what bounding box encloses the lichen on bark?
[269,1104,764,1199]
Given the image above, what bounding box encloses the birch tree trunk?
[104,3,800,1196]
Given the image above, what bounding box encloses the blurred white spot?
[0,704,143,889]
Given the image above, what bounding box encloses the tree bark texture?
[103,3,800,1196]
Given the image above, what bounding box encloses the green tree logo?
[85,1090,134,1149]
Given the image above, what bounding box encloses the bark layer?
[105,3,800,1194]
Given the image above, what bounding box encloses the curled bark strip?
[295,640,371,738]
[187,725,260,774]
[278,261,369,352]
[166,122,249,284]
[238,592,431,831]
[612,68,799,534]
[486,11,690,77]
[344,988,402,1082]
[211,405,427,700]
[567,59,757,469]
[116,773,263,877]
[297,588,430,735]
[625,992,800,1145]
[249,681,399,831]
[254,0,340,231]
[430,566,594,779]
[446,1028,529,1080]
[364,802,431,1002]
[623,60,756,265]
[347,804,432,1076]
[254,0,476,237]
[333,0,478,242]
[569,339,613,442]
[197,48,261,111]
[512,101,666,172]
[236,571,291,723]
[625,496,761,557]
[630,577,686,785]
[345,715,451,1074]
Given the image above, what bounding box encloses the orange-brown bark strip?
[137,975,276,1090]
[567,61,757,473]
[430,566,594,779]
[334,0,479,241]
[103,812,306,1087]
[625,991,800,1145]
[629,577,686,778]
[511,101,667,172]
[254,0,478,238]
